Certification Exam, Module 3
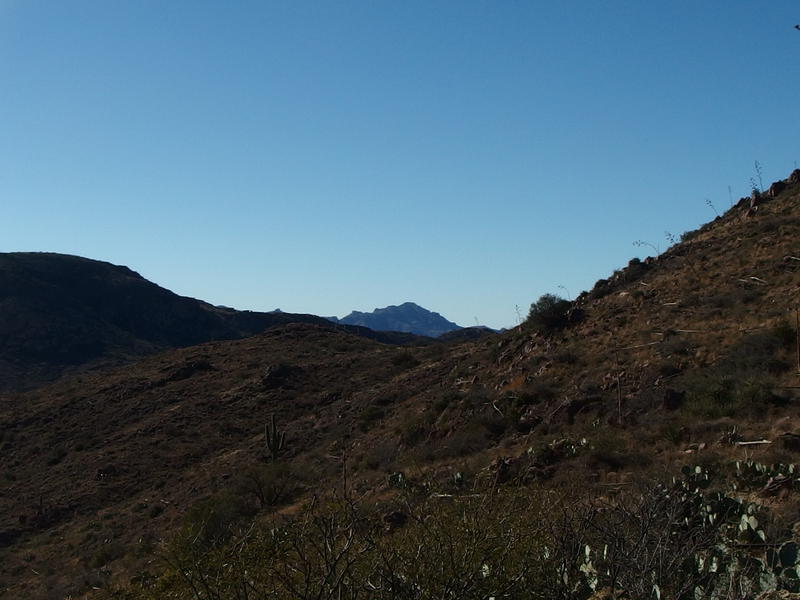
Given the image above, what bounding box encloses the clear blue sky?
[1,1,798,329]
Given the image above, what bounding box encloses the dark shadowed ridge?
[437,325,496,343]
[0,253,427,391]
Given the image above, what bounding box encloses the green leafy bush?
[526,293,572,333]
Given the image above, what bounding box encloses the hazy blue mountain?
[329,302,462,337]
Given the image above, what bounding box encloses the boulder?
[768,180,787,198]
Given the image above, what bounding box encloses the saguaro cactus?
[264,414,286,462]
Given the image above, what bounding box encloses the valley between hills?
[2,168,800,599]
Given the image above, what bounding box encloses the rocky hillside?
[330,301,462,337]
[0,253,427,393]
[2,169,800,598]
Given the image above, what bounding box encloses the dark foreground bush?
[109,463,800,600]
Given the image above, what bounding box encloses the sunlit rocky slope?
[2,168,800,597]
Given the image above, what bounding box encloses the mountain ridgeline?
[0,253,426,392]
[329,302,463,337]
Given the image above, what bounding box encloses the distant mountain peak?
[329,302,462,338]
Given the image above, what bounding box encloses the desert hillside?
[0,253,430,393]
[1,169,800,598]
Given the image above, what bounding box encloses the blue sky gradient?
[1,1,798,328]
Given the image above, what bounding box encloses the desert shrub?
[360,439,399,471]
[370,494,551,598]
[621,257,650,283]
[45,446,67,466]
[772,319,797,347]
[462,387,491,409]
[118,491,553,600]
[525,293,572,333]
[391,351,420,370]
[358,405,385,431]
[680,228,699,242]
[232,462,299,510]
[477,409,508,438]
[586,430,647,471]
[373,391,400,406]
[740,376,781,404]
[553,349,579,365]
[657,335,693,358]
[658,421,688,445]
[724,329,793,374]
[88,541,126,568]
[397,415,430,447]
[517,381,558,406]
[432,392,455,413]
[182,491,255,549]
[656,359,683,377]
[74,434,97,451]
[682,372,738,419]
[437,422,491,458]
[114,464,799,600]
[681,370,779,419]
[706,288,763,314]
[551,468,771,599]
[679,326,791,418]
[589,277,611,300]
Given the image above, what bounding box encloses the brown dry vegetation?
[1,171,800,598]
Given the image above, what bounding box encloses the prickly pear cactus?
[768,541,800,592]
[584,463,799,597]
